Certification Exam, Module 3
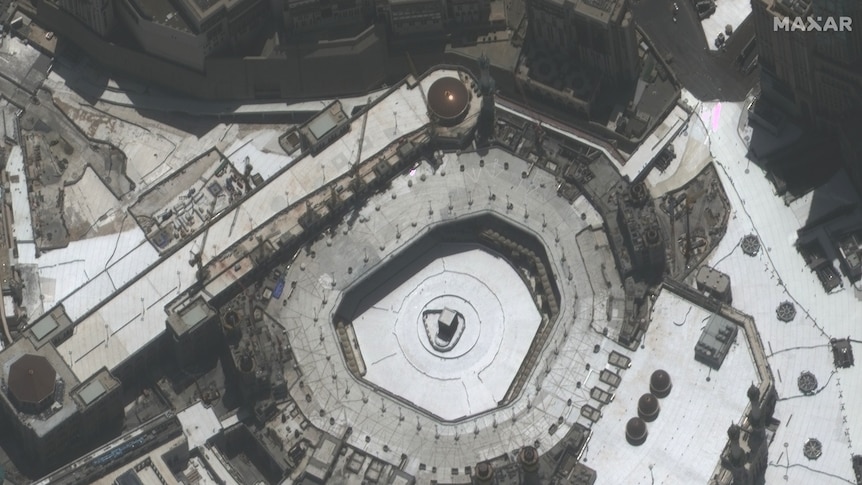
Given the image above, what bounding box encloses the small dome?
[518,446,539,466]
[626,417,648,446]
[650,369,672,398]
[638,393,660,422]
[475,461,493,480]
[427,77,470,126]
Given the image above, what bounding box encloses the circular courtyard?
[276,148,613,470]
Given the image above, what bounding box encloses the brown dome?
[626,417,648,446]
[650,369,672,398]
[427,77,470,125]
[7,354,57,414]
[638,393,660,422]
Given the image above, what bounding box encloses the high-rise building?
[752,0,862,121]
[476,52,496,144]
[751,0,862,191]
[279,0,369,36]
[56,0,269,71]
[57,0,116,35]
[526,0,638,84]
[385,0,446,36]
[0,308,123,472]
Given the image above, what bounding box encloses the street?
[633,0,758,101]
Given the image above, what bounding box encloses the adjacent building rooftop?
[130,0,193,33]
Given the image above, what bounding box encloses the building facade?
[386,0,446,36]
[279,0,369,36]
[116,0,212,70]
[527,0,638,84]
[57,0,269,71]
[57,0,116,35]
[446,0,491,27]
[752,0,862,192]
[0,321,123,472]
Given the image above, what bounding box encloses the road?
[633,0,758,101]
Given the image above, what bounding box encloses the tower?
[722,424,752,485]
[518,446,541,485]
[476,53,496,146]
[474,461,495,484]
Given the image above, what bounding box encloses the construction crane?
[353,97,372,172]
[406,52,428,105]
[511,72,546,159]
[189,194,219,283]
[682,187,707,262]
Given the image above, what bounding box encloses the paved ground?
[586,291,759,484]
[633,0,758,101]
[351,246,543,420]
[701,0,752,51]
[683,98,862,484]
[277,147,616,482]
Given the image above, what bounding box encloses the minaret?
[747,384,766,449]
[476,53,496,146]
[474,461,495,485]
[722,424,751,485]
[746,384,770,485]
[518,446,541,485]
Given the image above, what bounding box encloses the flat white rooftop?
[177,402,223,449]
[690,98,862,483]
[702,0,751,52]
[48,68,449,382]
[585,289,759,484]
[6,145,36,263]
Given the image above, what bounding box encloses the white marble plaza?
[352,247,542,420]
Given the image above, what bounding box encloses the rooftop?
[0,337,79,437]
[46,68,447,384]
[131,0,193,33]
[540,0,629,24]
[688,97,862,482]
[7,354,56,410]
[302,101,348,143]
[178,0,244,23]
[176,402,223,448]
[585,289,759,483]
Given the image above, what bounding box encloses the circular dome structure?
[475,462,494,483]
[626,417,648,446]
[518,446,540,470]
[427,77,470,126]
[7,354,57,414]
[650,369,672,398]
[638,393,660,422]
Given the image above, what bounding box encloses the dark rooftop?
[7,354,56,411]
[131,0,193,32]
